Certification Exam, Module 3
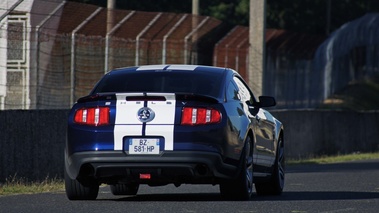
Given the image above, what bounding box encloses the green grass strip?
[288,152,379,165]
[0,175,64,196]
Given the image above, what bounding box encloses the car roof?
[110,64,231,74]
[91,65,239,99]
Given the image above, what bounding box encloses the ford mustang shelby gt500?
[65,64,284,200]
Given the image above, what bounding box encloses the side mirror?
[246,96,276,116]
[257,96,276,108]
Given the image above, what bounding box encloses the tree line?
[69,0,379,35]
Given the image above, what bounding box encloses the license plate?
[129,138,160,155]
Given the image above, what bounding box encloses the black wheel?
[64,168,99,200]
[110,183,139,196]
[255,136,285,195]
[220,137,254,200]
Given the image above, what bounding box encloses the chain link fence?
[214,26,327,108]
[215,14,379,109]
[0,0,225,109]
[2,1,379,110]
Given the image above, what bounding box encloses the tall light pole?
[192,0,199,15]
[249,0,266,97]
[107,0,115,70]
[191,0,199,64]
[107,0,115,33]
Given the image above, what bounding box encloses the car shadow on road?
[109,193,223,202]
[99,190,379,202]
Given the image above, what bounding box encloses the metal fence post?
[162,14,187,64]
[70,8,102,106]
[105,11,135,73]
[0,0,23,22]
[135,13,162,66]
[35,1,65,109]
[184,17,209,64]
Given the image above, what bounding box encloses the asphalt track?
[1,159,378,213]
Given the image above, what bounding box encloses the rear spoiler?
[175,93,219,104]
[76,93,116,103]
[77,93,219,104]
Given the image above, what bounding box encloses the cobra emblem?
[137,107,155,123]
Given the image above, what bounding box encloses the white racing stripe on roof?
[136,64,198,71]
[137,65,169,71]
[166,65,198,71]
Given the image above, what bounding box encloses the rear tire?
[110,183,139,196]
[220,137,254,200]
[255,136,285,195]
[64,168,99,200]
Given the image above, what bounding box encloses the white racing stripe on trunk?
[145,125,174,150]
[145,93,176,125]
[146,93,176,150]
[114,93,144,150]
[114,93,176,151]
[114,125,142,150]
[115,93,144,124]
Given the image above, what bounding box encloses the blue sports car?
[65,64,284,200]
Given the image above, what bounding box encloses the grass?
[0,175,64,196]
[0,152,378,196]
[287,152,379,165]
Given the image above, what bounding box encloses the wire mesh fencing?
[2,1,379,110]
[214,14,379,109]
[0,1,223,109]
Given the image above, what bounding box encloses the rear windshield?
[92,70,224,98]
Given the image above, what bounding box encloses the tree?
[266,0,379,34]
[68,0,379,35]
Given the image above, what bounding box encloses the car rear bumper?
[65,150,240,185]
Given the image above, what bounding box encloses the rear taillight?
[181,107,221,125]
[74,107,110,126]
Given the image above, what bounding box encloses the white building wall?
[0,19,6,109]
[0,0,63,109]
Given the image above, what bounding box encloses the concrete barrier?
[0,109,378,182]
[271,110,379,159]
[0,110,68,182]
